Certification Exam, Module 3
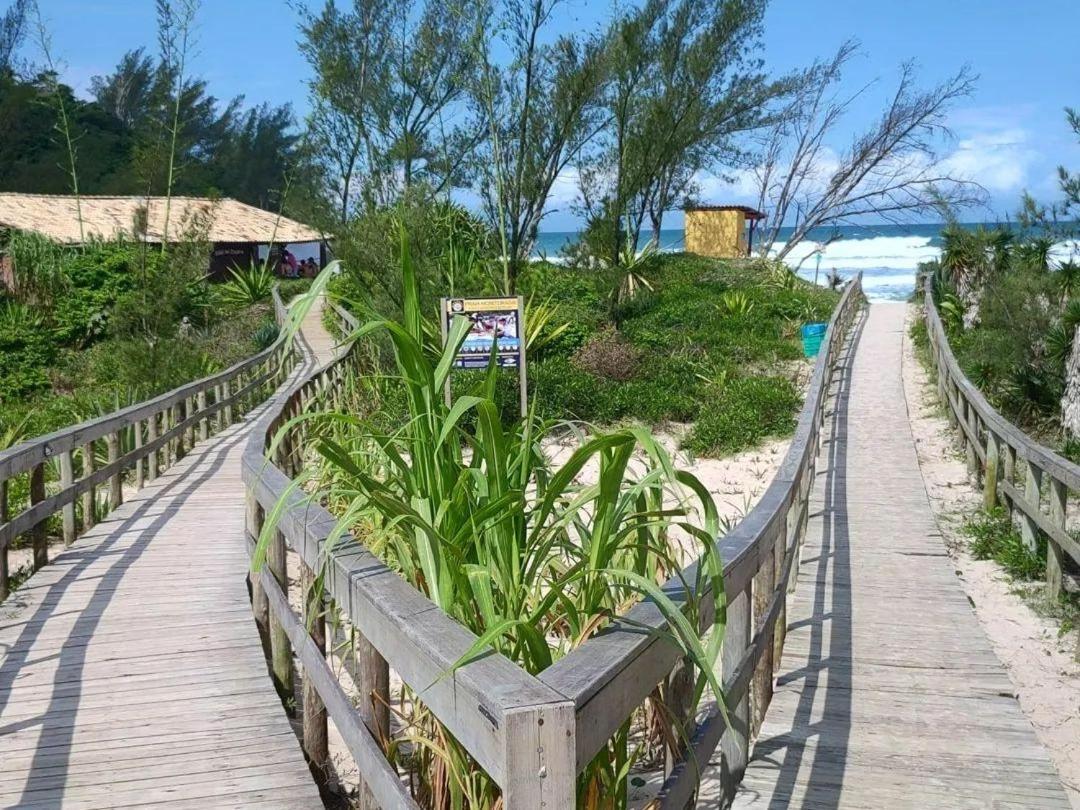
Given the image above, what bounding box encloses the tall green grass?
[264,231,728,808]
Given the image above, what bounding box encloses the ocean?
[532,222,986,302]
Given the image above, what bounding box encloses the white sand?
[901,304,1080,806]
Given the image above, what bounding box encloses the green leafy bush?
[684,375,802,456]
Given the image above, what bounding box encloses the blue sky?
[32,0,1080,231]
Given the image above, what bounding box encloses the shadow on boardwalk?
[734,303,1070,809]
[0,405,322,808]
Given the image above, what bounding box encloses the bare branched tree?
[299,0,393,224]
[473,0,608,291]
[754,41,986,265]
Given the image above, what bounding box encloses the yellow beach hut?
[684,204,766,259]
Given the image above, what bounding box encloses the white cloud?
[941,128,1039,193]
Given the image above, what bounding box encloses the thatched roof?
[0,194,325,245]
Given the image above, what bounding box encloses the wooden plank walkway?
[0,300,336,809]
[733,304,1070,809]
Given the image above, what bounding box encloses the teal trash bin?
[801,322,827,358]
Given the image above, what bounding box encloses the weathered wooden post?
[172,402,184,461]
[751,540,776,736]
[147,414,159,482]
[59,450,76,546]
[1002,444,1016,514]
[0,478,8,600]
[356,630,391,810]
[247,491,269,634]
[198,389,209,442]
[1020,462,1043,554]
[107,432,122,509]
[224,379,234,425]
[983,430,999,512]
[1047,477,1066,601]
[185,395,196,448]
[81,442,96,530]
[268,528,293,699]
[134,421,145,489]
[30,463,47,570]
[720,583,751,801]
[773,513,789,672]
[300,561,329,771]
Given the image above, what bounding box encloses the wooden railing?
[0,287,297,601]
[924,277,1080,600]
[241,277,865,809]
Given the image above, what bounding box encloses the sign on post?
[440,296,527,416]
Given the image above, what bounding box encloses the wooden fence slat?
[1048,477,1067,601]
[300,560,329,771]
[984,430,1000,511]
[268,528,292,698]
[81,442,96,531]
[719,584,751,797]
[1022,463,1043,554]
[0,479,8,600]
[59,450,75,546]
[30,463,47,571]
[147,414,159,482]
[107,432,122,509]
[133,420,145,489]
[356,629,391,810]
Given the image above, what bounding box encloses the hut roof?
[684,204,767,220]
[0,194,326,245]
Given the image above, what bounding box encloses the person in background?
[281,245,299,278]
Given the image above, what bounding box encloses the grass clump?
[964,507,1045,580]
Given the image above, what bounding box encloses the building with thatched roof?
[0,193,329,282]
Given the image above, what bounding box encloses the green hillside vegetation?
[332,217,839,457]
[0,231,283,441]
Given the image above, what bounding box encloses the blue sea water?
[532,222,979,302]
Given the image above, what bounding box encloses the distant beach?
[533,222,1071,302]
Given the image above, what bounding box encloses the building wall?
[685,210,746,258]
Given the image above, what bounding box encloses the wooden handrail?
[539,273,865,799]
[0,285,297,598]
[923,276,1080,599]
[242,277,866,808]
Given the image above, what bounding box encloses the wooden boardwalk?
[0,298,339,809]
[733,304,1070,809]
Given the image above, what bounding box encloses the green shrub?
[684,375,801,456]
[252,320,280,350]
[965,507,1045,580]
[531,357,618,423]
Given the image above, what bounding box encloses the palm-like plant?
[1056,261,1080,306]
[219,263,275,306]
[264,232,727,808]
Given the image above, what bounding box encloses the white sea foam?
[775,235,940,273]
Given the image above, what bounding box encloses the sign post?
[440,296,528,417]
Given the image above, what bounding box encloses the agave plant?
[220,263,275,306]
[263,230,727,809]
[718,290,755,317]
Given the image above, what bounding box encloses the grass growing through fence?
[265,235,730,809]
[964,507,1045,580]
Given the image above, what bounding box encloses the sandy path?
[901,303,1080,806]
